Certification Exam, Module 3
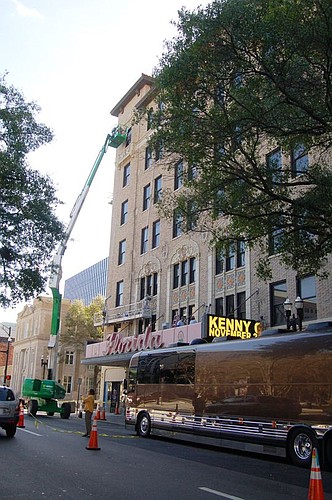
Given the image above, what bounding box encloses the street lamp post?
[0,324,12,386]
[295,296,304,331]
[41,355,48,380]
[283,298,292,330]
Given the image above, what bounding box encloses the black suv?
[0,386,19,437]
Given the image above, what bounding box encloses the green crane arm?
[48,127,126,348]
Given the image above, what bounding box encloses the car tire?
[5,424,17,438]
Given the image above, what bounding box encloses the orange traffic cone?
[308,448,325,500]
[95,404,100,420]
[17,402,25,428]
[86,418,100,451]
[100,405,106,421]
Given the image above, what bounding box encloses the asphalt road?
[1,412,332,499]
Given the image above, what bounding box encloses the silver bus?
[125,326,332,467]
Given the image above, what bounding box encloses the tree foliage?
[0,73,65,306]
[60,296,104,351]
[150,0,332,278]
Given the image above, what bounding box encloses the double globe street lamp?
[283,296,304,331]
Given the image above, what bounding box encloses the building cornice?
[110,73,155,117]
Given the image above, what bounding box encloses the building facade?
[0,322,15,386]
[64,257,108,305]
[85,74,332,407]
[12,297,95,402]
[89,74,253,406]
[101,74,251,330]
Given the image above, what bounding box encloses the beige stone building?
[90,74,251,405]
[86,74,332,406]
[104,73,251,326]
[12,296,95,403]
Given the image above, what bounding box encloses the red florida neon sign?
[104,325,164,355]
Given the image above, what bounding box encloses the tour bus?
[125,325,332,468]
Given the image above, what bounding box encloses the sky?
[0,0,210,323]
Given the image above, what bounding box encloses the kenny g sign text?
[207,314,262,340]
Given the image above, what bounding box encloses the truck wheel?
[287,427,317,468]
[28,400,38,417]
[60,402,71,419]
[5,424,17,438]
[137,412,151,437]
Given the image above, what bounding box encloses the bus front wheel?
[287,427,317,468]
[137,412,151,437]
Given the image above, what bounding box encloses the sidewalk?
[74,410,125,427]
[102,411,125,426]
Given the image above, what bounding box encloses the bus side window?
[176,352,195,384]
[159,353,177,384]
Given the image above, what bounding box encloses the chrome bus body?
[125,329,332,467]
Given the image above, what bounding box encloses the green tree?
[0,73,65,306]
[60,296,104,351]
[60,297,104,392]
[149,0,332,278]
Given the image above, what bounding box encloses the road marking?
[199,487,245,500]
[18,428,42,437]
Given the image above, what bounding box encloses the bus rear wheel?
[287,428,317,468]
[137,412,151,437]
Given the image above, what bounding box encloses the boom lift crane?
[47,127,126,379]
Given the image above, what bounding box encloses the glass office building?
[64,258,108,305]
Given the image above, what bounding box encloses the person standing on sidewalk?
[82,389,95,437]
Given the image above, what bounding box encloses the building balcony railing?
[94,299,152,327]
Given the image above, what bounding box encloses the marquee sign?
[207,314,262,341]
[85,323,201,359]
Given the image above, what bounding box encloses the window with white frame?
[141,226,149,254]
[118,239,126,265]
[123,163,130,187]
[174,160,184,190]
[116,280,124,307]
[145,147,153,169]
[173,257,196,288]
[65,351,74,365]
[63,375,72,393]
[154,175,162,203]
[152,220,160,248]
[173,209,183,238]
[143,184,151,211]
[140,273,158,300]
[120,200,128,225]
